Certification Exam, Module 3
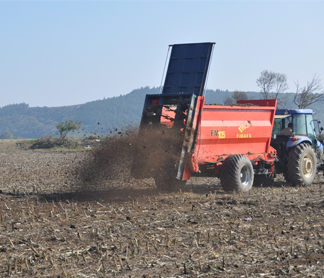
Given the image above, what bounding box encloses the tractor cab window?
[306,114,316,143]
[273,119,282,136]
[314,121,320,136]
[273,115,292,136]
[292,114,307,135]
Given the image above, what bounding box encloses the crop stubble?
[0,136,324,277]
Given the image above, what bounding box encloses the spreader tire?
[220,155,254,192]
[287,143,316,186]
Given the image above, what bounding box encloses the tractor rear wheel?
[287,143,316,186]
[220,155,254,192]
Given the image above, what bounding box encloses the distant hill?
[1,87,324,139]
[0,86,158,139]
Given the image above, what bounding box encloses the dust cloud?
[73,125,184,192]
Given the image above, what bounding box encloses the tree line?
[256,70,324,109]
[1,75,324,139]
[223,70,324,110]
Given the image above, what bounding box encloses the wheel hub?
[303,154,314,179]
[240,166,251,186]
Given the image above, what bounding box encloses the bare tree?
[233,91,249,101]
[256,70,276,99]
[224,91,248,105]
[273,73,289,99]
[256,70,289,108]
[223,97,234,106]
[256,70,288,99]
[293,75,324,109]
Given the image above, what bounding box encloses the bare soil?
[0,139,324,277]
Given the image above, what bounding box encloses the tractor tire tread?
[287,143,316,186]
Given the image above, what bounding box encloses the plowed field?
[0,142,324,277]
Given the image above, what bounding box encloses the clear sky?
[1,1,323,107]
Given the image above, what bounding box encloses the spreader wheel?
[220,155,254,192]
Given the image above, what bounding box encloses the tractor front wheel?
[287,143,316,186]
[220,155,254,192]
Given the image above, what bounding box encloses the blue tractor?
[270,109,323,186]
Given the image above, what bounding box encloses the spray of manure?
[72,125,185,193]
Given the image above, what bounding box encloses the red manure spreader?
[132,42,278,192]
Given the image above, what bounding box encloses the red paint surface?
[189,97,277,173]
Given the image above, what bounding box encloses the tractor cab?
[313,119,324,143]
[271,109,323,177]
[272,109,320,151]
